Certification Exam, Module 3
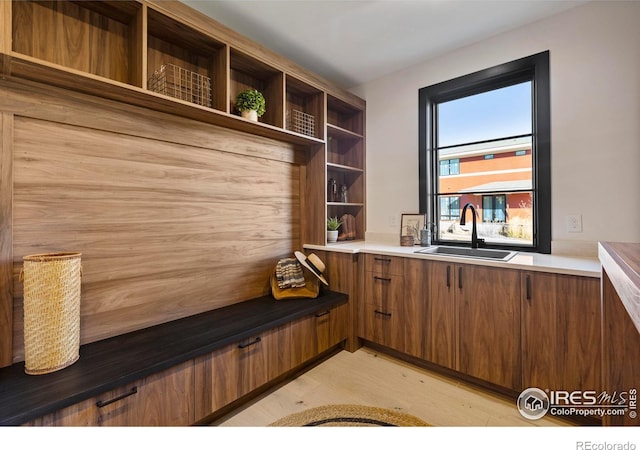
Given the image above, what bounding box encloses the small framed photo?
[400,213,426,245]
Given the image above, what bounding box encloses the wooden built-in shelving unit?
[326,95,366,243]
[0,0,365,368]
[3,0,365,246]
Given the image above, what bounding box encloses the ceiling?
[180,0,586,89]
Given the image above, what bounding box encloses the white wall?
[352,1,640,254]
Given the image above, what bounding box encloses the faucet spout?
[460,203,485,249]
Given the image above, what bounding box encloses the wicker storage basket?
[21,252,82,375]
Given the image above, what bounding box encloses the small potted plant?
[235,89,266,122]
[327,216,342,243]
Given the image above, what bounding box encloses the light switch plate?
[566,214,582,233]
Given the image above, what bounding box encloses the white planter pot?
[241,110,258,121]
[327,230,338,243]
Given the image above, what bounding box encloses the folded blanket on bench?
[275,258,306,289]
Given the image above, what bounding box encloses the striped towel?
[275,258,306,289]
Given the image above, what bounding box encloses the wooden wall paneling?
[0,113,13,368]
[10,109,301,361]
[0,78,303,166]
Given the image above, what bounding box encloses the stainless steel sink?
[414,246,518,261]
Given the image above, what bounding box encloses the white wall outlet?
[566,214,583,233]
[389,215,398,227]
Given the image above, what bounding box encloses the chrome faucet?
[460,203,485,249]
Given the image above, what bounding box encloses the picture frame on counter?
[400,213,426,244]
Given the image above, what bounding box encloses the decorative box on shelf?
[288,109,315,137]
[148,64,212,108]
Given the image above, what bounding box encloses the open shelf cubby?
[285,75,324,140]
[327,94,364,136]
[12,0,143,87]
[327,164,364,205]
[147,8,227,112]
[230,49,284,128]
[327,130,364,169]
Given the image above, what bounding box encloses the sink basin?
[415,246,518,261]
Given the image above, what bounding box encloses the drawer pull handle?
[96,386,138,408]
[374,257,392,263]
[315,310,330,317]
[374,276,392,282]
[238,336,262,349]
[446,265,451,288]
[458,267,463,290]
[374,309,392,317]
[526,274,532,301]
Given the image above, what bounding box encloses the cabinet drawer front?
[359,302,404,350]
[365,254,403,276]
[363,271,404,311]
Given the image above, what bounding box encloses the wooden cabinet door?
[522,272,601,393]
[403,258,427,359]
[328,302,349,348]
[290,314,319,368]
[196,326,287,416]
[457,264,521,391]
[426,261,456,370]
[402,259,456,368]
[316,250,357,350]
[130,360,194,426]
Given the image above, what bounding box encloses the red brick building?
[438,137,533,241]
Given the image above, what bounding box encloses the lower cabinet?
[194,324,289,417]
[521,271,601,393]
[364,255,607,396]
[195,303,348,420]
[403,259,456,369]
[25,360,195,426]
[359,269,404,351]
[456,264,522,391]
[601,269,639,426]
[290,303,347,367]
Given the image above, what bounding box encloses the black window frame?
[418,51,551,253]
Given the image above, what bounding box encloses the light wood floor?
[214,347,569,427]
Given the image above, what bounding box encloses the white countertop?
[304,241,601,278]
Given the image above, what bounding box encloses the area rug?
[269,404,430,427]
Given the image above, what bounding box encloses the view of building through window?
[435,81,534,246]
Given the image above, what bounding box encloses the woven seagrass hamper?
[20,252,82,375]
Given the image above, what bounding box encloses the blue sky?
[437,81,532,148]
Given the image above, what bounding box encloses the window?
[440,196,460,220]
[440,158,460,176]
[482,195,506,223]
[418,51,550,253]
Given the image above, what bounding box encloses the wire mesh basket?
[148,64,212,108]
[288,109,315,137]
